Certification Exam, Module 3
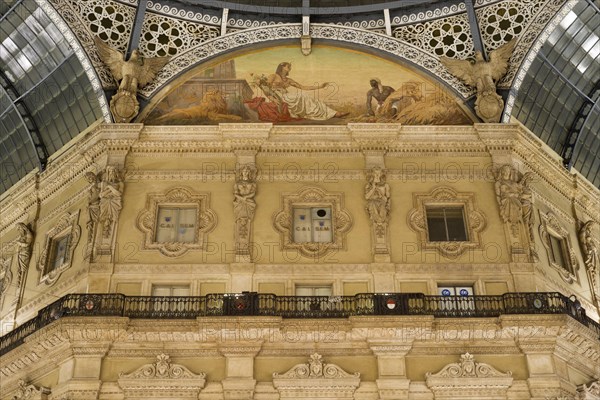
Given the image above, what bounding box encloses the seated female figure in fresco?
[246,62,348,122]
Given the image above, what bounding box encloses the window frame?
[408,186,486,257]
[154,205,199,244]
[538,211,579,283]
[274,187,353,258]
[38,211,81,285]
[137,187,217,257]
[425,206,469,242]
[292,206,334,244]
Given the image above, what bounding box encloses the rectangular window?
[295,285,333,297]
[437,285,475,312]
[426,207,468,242]
[155,207,197,243]
[47,234,70,273]
[151,285,191,296]
[293,207,332,243]
[549,234,570,272]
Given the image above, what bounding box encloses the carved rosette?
[425,353,513,399]
[273,186,353,259]
[37,211,81,286]
[273,353,360,399]
[539,211,579,284]
[407,186,486,257]
[118,353,206,399]
[136,187,217,257]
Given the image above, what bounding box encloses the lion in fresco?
[152,90,242,123]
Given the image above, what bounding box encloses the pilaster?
[219,342,262,400]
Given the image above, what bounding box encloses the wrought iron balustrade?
[1,292,598,356]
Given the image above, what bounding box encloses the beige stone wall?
[1,123,599,399]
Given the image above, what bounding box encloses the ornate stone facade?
[1,122,598,400]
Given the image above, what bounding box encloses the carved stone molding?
[425,353,513,399]
[539,211,580,284]
[407,186,486,257]
[11,379,50,400]
[37,211,81,286]
[273,186,353,259]
[272,353,360,399]
[118,353,206,399]
[136,187,217,257]
[578,380,600,400]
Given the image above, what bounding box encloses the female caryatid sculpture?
[365,167,391,256]
[234,165,258,256]
[494,165,536,259]
[579,221,599,299]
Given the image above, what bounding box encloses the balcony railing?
[1,292,598,356]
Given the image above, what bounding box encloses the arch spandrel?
[139,44,477,126]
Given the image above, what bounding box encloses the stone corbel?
[425,353,513,399]
[578,380,600,400]
[272,353,360,399]
[11,380,50,400]
[118,353,206,399]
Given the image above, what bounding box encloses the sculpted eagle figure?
[93,36,170,122]
[440,39,516,123]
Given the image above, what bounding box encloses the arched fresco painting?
[143,46,474,125]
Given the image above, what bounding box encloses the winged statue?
[440,39,516,123]
[94,36,170,122]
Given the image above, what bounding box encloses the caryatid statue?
[365,167,391,256]
[440,39,516,122]
[233,165,258,256]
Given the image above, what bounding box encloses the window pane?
[311,207,332,243]
[156,207,178,242]
[152,286,171,296]
[427,208,448,241]
[426,207,467,241]
[445,208,467,241]
[293,208,313,243]
[177,207,197,243]
[50,235,70,271]
[172,286,191,296]
[293,207,332,243]
[549,235,567,269]
[155,207,197,243]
